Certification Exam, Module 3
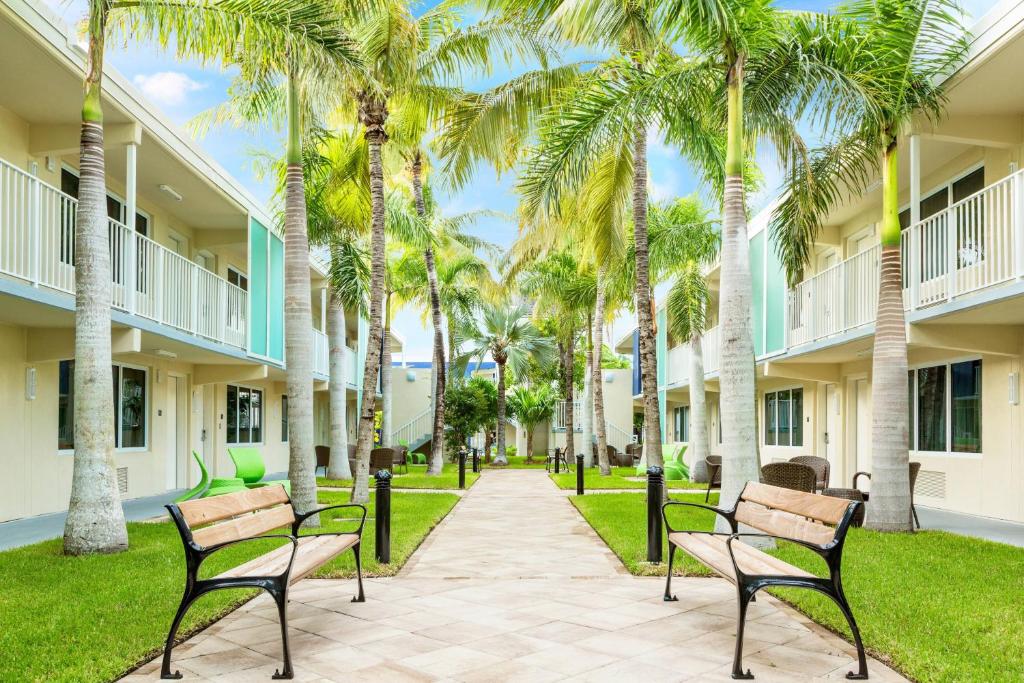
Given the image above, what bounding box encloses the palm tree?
[64,0,358,555]
[455,302,557,465]
[771,0,969,530]
[507,385,557,462]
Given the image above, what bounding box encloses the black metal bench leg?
[832,588,869,679]
[160,591,196,679]
[663,544,679,601]
[912,504,920,529]
[731,585,755,680]
[351,541,366,603]
[270,587,294,680]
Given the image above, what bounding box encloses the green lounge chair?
[227,447,291,494]
[663,444,689,481]
[173,451,247,502]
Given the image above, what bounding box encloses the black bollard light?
[576,454,585,494]
[554,447,561,474]
[458,448,467,489]
[374,470,392,564]
[472,447,479,473]
[646,466,664,563]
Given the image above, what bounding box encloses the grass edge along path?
[552,466,698,490]
[571,492,1024,683]
[0,490,459,683]
[317,462,479,490]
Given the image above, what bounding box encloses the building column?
[125,142,138,313]
[909,134,921,224]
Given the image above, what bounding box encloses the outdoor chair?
[314,445,330,478]
[173,451,247,502]
[227,447,290,494]
[369,447,395,476]
[626,442,642,465]
[761,462,817,493]
[392,445,409,474]
[789,455,830,491]
[822,487,867,527]
[546,448,572,472]
[704,455,722,502]
[663,444,689,481]
[608,445,631,468]
[853,461,922,528]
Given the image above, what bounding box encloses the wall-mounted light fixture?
[406,370,417,382]
[154,349,177,359]
[158,184,183,202]
[25,367,36,400]
[1010,372,1019,405]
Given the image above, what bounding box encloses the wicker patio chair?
[314,445,330,478]
[822,487,867,527]
[761,462,817,493]
[789,455,830,492]
[704,455,722,502]
[392,445,409,474]
[853,461,922,528]
[369,448,395,476]
[625,442,642,464]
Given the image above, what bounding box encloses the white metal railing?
[606,421,636,453]
[344,345,358,386]
[392,408,433,447]
[702,325,720,374]
[0,157,248,350]
[312,328,328,376]
[554,399,582,430]
[666,343,689,385]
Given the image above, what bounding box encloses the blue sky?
[44,0,997,360]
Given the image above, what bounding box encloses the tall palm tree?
[771,0,969,530]
[507,385,557,462]
[64,0,358,555]
[455,302,557,465]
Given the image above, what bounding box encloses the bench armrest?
[293,503,367,536]
[661,500,736,534]
[200,534,300,578]
[726,532,832,556]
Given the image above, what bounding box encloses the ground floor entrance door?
[824,384,840,479]
[190,387,205,487]
[166,376,186,490]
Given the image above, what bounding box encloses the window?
[227,385,263,444]
[227,267,249,292]
[673,406,689,442]
[59,167,150,267]
[764,388,803,447]
[908,360,981,453]
[58,361,148,450]
[281,395,289,442]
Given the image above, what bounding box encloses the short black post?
[554,447,561,473]
[646,466,664,563]
[458,448,467,489]
[472,447,479,473]
[374,470,392,564]
[576,454,585,494]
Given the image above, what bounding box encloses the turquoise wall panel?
[749,231,765,357]
[249,219,268,357]
[656,307,667,387]
[765,231,786,354]
[658,389,667,442]
[268,235,285,362]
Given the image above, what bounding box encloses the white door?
[190,387,205,486]
[854,379,871,491]
[165,377,180,489]
[824,384,840,477]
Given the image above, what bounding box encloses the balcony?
[0,158,247,350]
[311,328,358,386]
[785,168,1024,349]
[662,324,720,388]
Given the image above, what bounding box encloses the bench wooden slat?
[213,533,359,584]
[735,501,837,546]
[192,504,296,548]
[669,532,816,581]
[742,482,850,525]
[179,486,291,527]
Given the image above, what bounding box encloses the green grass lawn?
[571,493,1024,682]
[317,462,479,490]
[552,466,699,490]
[485,455,549,469]
[0,490,458,683]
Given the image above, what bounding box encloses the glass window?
[228,267,249,292]
[227,385,263,444]
[951,360,981,453]
[764,388,803,447]
[778,390,792,445]
[281,395,289,442]
[58,361,74,450]
[765,392,778,446]
[681,406,689,442]
[792,389,803,448]
[58,361,147,450]
[120,367,147,448]
[917,365,947,452]
[908,371,916,450]
[226,385,238,444]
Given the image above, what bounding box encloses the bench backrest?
[173,485,293,548]
[228,447,266,484]
[737,482,854,546]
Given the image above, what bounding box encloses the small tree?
[506,385,556,462]
[444,376,498,454]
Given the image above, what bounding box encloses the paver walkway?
[124,471,907,682]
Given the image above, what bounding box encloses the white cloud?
[132,71,206,107]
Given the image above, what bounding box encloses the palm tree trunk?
[688,333,710,483]
[380,294,393,447]
[866,143,912,531]
[64,4,128,555]
[412,153,445,475]
[632,127,662,470]
[526,426,535,461]
[581,314,594,467]
[718,56,760,525]
[563,338,575,460]
[353,96,388,505]
[495,362,508,465]
[593,267,610,475]
[327,284,351,480]
[282,66,318,524]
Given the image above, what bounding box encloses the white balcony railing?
[555,399,581,431]
[312,328,328,376]
[0,157,247,350]
[702,325,720,374]
[392,408,432,448]
[785,168,1024,349]
[344,345,358,386]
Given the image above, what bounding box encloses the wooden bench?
[161,485,366,680]
[662,482,867,680]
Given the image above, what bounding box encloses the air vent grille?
[117,467,129,496]
[916,470,946,499]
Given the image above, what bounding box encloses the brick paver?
[124,470,907,682]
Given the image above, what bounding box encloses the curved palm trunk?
[688,333,710,483]
[380,294,393,447]
[593,267,610,475]
[581,315,594,467]
[412,154,445,474]
[563,338,575,460]
[64,5,128,555]
[353,97,388,505]
[495,362,508,465]
[866,144,912,531]
[282,69,318,524]
[633,127,663,470]
[327,285,351,480]
[526,425,535,461]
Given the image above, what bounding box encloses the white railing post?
[155,248,165,324]
[29,169,40,286]
[190,264,200,334]
[909,228,919,310]
[947,209,958,301]
[220,280,229,344]
[839,259,847,333]
[1015,172,1024,280]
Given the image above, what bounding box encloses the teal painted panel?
[765,231,786,354]
[656,307,667,387]
[658,389,667,442]
[749,231,765,357]
[249,219,268,357]
[268,234,285,362]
